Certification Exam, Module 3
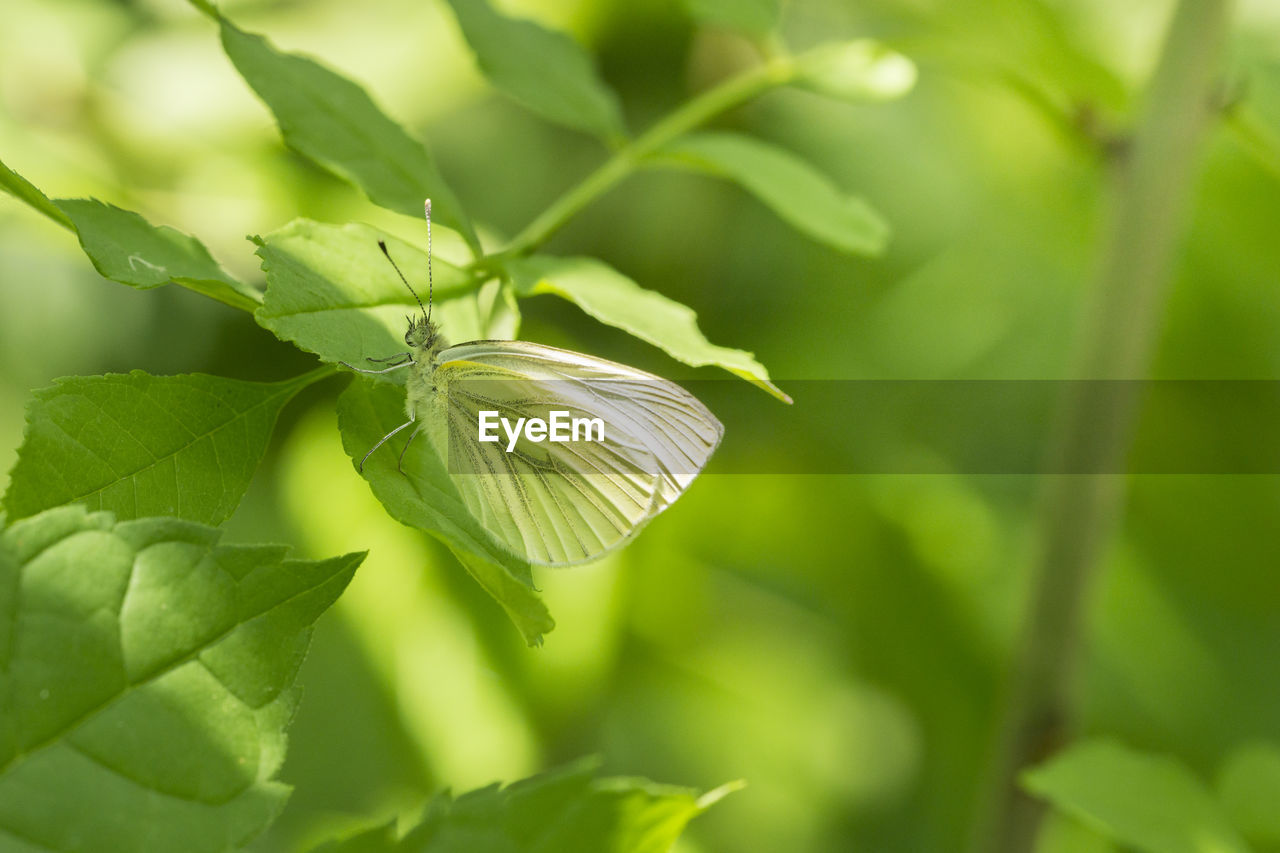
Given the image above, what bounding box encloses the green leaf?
[1217,742,1280,843]
[679,0,779,35]
[455,278,523,343]
[0,163,258,312]
[311,759,737,852]
[311,821,397,853]
[1035,811,1118,853]
[1022,739,1253,853]
[506,254,791,403]
[52,198,261,312]
[212,13,478,250]
[335,379,553,646]
[657,131,890,255]
[443,0,625,141]
[3,370,318,527]
[792,39,917,103]
[0,155,74,229]
[0,505,363,852]
[255,220,511,372]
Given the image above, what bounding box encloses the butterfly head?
[404,314,442,353]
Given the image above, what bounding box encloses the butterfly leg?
[359,411,415,472]
[397,426,423,474]
[366,352,412,363]
[340,358,414,375]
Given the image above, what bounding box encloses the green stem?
[492,54,798,261]
[0,160,76,231]
[974,1,1233,851]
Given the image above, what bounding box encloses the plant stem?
[974,1,1233,851]
[493,55,798,261]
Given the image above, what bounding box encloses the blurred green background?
[2,0,1279,851]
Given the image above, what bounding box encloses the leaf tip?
[697,778,746,809]
[735,371,792,404]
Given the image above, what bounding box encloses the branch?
[489,55,798,261]
[973,1,1234,850]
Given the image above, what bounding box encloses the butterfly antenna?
[377,240,426,320]
[424,198,433,325]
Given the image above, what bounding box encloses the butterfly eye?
[404,331,413,346]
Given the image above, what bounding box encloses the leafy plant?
[0,0,913,848]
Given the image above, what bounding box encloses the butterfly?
[342,200,723,566]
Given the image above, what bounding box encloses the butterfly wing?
[428,340,723,566]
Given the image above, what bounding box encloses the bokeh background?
[2,0,1280,850]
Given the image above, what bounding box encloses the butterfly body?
[402,315,445,419]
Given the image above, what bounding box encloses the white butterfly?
[343,200,722,566]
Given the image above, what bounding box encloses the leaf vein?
[46,385,296,512]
